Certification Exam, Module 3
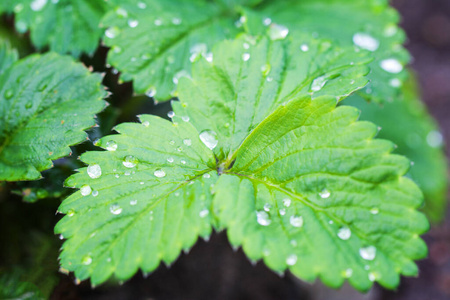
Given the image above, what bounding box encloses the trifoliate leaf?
[0,53,107,181]
[7,0,109,57]
[344,73,448,223]
[0,42,18,72]
[247,0,410,103]
[55,35,427,291]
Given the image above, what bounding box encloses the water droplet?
[199,209,209,218]
[290,215,304,227]
[343,268,353,278]
[300,44,309,52]
[173,70,189,84]
[128,19,139,28]
[337,227,351,240]
[25,102,33,109]
[266,77,273,82]
[4,89,14,99]
[154,18,162,26]
[81,255,92,265]
[110,204,122,215]
[368,272,379,282]
[282,198,291,207]
[319,189,330,199]
[67,209,75,217]
[427,130,443,148]
[279,208,286,215]
[167,111,175,118]
[204,52,213,62]
[105,26,120,39]
[130,199,137,206]
[384,24,398,37]
[123,156,138,168]
[263,17,272,26]
[14,4,24,13]
[360,246,377,260]
[180,159,186,165]
[30,0,47,11]
[263,203,271,212]
[87,164,102,179]
[311,75,328,92]
[199,130,218,150]
[182,115,190,122]
[268,23,289,40]
[370,207,379,215]
[352,32,380,51]
[290,240,297,247]
[389,78,402,88]
[115,7,128,18]
[105,140,117,151]
[172,17,182,25]
[242,53,250,61]
[380,58,403,74]
[261,64,271,76]
[145,87,156,97]
[59,234,64,240]
[92,190,99,197]
[167,157,174,163]
[256,211,271,226]
[203,173,211,179]
[142,120,150,127]
[243,42,250,49]
[154,169,166,178]
[80,185,92,196]
[286,254,297,266]
[137,2,146,9]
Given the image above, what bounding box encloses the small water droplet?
[30,0,47,11]
[426,130,443,148]
[243,42,250,49]
[263,17,272,26]
[370,207,379,215]
[199,130,218,150]
[172,17,182,25]
[154,169,166,178]
[182,115,190,122]
[130,199,138,206]
[199,209,209,218]
[128,19,139,28]
[123,156,138,168]
[282,198,291,207]
[203,173,211,179]
[167,111,175,118]
[319,189,330,199]
[81,255,92,265]
[67,209,75,217]
[360,246,377,260]
[337,227,351,240]
[173,70,190,84]
[242,53,250,61]
[261,64,271,76]
[286,254,297,266]
[4,89,14,99]
[87,164,101,179]
[145,87,157,97]
[384,24,398,37]
[115,7,128,18]
[343,268,353,278]
[352,32,380,51]
[256,211,271,226]
[142,120,150,127]
[380,58,403,74]
[105,26,121,39]
[268,23,289,40]
[80,185,91,196]
[300,44,309,52]
[311,75,328,92]
[110,204,122,215]
[389,78,402,88]
[59,234,64,240]
[279,208,286,215]
[180,159,186,165]
[92,190,99,197]
[154,18,162,26]
[290,215,304,227]
[167,157,174,163]
[266,77,273,82]
[290,239,297,247]
[137,2,146,9]
[105,140,118,151]
[368,272,379,282]
[263,203,271,212]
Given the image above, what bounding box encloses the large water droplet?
[286,254,297,266]
[268,23,289,40]
[360,246,376,260]
[123,156,138,168]
[81,255,92,265]
[352,32,380,51]
[199,130,218,150]
[87,164,102,179]
[337,227,351,240]
[319,189,330,199]
[80,185,92,196]
[256,211,271,226]
[290,215,303,227]
[105,140,117,151]
[311,75,328,92]
[154,169,166,178]
[30,0,47,11]
[380,58,403,74]
[110,204,123,215]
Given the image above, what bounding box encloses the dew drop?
[352,32,380,51]
[154,169,166,178]
[154,18,162,26]
[242,53,250,62]
[263,17,272,26]
[137,2,146,9]
[180,159,186,165]
[92,190,99,197]
[203,173,211,179]
[145,87,156,98]
[384,24,398,37]
[370,207,379,215]
[123,156,138,168]
[256,211,271,226]
[25,102,32,109]
[279,208,286,215]
[87,164,101,179]
[290,215,304,227]
[337,227,351,240]
[268,23,289,40]
[67,209,75,217]
[173,70,189,84]
[263,203,271,212]
[389,78,402,88]
[343,268,353,278]
[426,130,443,148]
[286,254,297,266]
[110,204,122,215]
[172,17,182,25]
[115,7,128,18]
[261,64,271,76]
[380,58,403,74]
[282,198,291,207]
[105,140,117,151]
[142,120,150,127]
[319,189,330,199]
[199,209,209,218]
[300,44,309,52]
[360,246,377,260]
[30,0,47,11]
[105,26,120,39]
[81,255,92,265]
[199,130,218,150]
[311,75,328,92]
[4,89,14,99]
[130,199,137,206]
[167,157,174,163]
[80,185,91,196]
[128,19,139,28]
[167,111,175,118]
[369,271,379,282]
[182,115,190,122]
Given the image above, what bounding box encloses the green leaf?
[8,0,109,57]
[0,53,107,181]
[0,42,18,73]
[344,73,448,223]
[0,272,44,300]
[246,0,410,103]
[55,35,427,291]
[102,0,240,101]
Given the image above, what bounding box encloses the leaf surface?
[0,53,107,181]
[0,42,18,72]
[56,36,427,290]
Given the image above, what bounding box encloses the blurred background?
[1,0,450,299]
